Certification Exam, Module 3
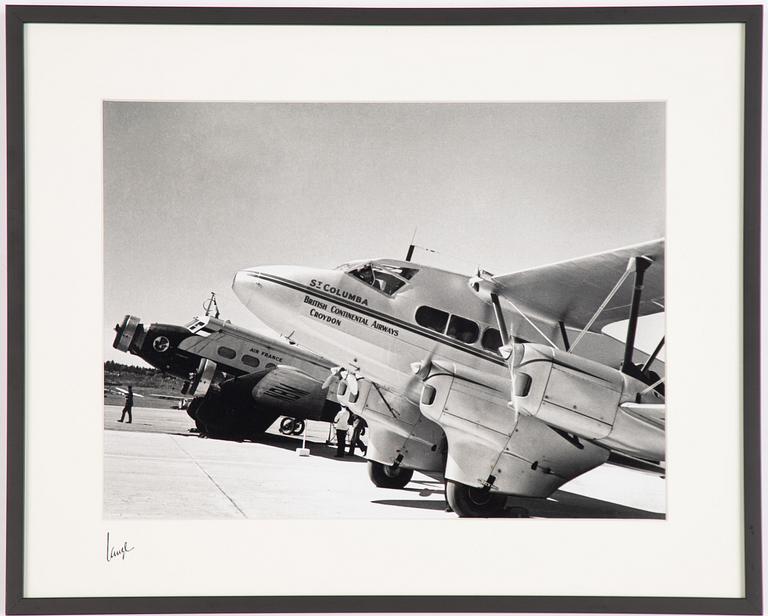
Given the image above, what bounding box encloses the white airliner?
[232,240,665,517]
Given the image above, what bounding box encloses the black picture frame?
[5,4,762,614]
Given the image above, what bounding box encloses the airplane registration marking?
[249,273,507,366]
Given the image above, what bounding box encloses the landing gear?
[279,417,305,435]
[191,392,279,440]
[445,480,508,517]
[367,461,414,489]
[185,397,207,433]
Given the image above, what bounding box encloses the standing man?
[333,407,351,458]
[118,385,133,424]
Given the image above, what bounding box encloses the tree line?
[104,360,157,375]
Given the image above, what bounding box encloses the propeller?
[321,366,344,390]
[404,345,438,404]
[322,363,361,397]
[345,371,360,397]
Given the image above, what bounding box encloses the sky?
[104,102,665,365]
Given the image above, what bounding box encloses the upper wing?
[492,239,664,331]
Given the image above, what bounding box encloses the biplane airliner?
[113,313,341,439]
[233,240,665,517]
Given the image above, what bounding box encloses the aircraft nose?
[233,265,316,324]
[232,269,256,306]
[233,267,276,311]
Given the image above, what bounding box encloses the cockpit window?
[185,319,202,332]
[185,318,211,337]
[481,328,503,354]
[348,263,417,296]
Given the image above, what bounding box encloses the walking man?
[348,415,368,456]
[118,385,134,424]
[333,407,351,458]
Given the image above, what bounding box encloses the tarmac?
[104,404,666,519]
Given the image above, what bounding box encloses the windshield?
[185,318,210,335]
[346,263,418,296]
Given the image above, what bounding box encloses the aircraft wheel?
[291,419,306,435]
[279,417,296,435]
[367,461,414,489]
[445,480,507,518]
[186,397,204,421]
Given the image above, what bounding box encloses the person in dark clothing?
[118,385,133,423]
[348,415,367,456]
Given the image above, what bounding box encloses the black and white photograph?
[7,5,760,612]
[104,102,666,520]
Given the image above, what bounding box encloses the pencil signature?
[106,532,134,562]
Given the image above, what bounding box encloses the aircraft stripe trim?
[248,272,508,367]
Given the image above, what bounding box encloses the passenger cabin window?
[242,354,260,368]
[446,315,479,344]
[482,328,503,354]
[415,306,449,333]
[217,346,236,360]
[347,263,417,296]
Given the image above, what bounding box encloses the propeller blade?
[346,372,359,397]
[321,366,344,390]
[404,346,438,404]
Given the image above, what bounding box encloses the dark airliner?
[113,314,341,439]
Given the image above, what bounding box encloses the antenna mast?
[405,227,417,262]
[203,292,220,319]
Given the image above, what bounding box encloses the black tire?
[279,417,296,434]
[185,398,208,433]
[367,461,414,489]
[186,397,204,421]
[291,419,306,435]
[445,480,508,517]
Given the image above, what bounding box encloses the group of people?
[332,407,367,458]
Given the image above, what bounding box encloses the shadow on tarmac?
[252,432,369,463]
[375,490,663,518]
[506,491,665,519]
[373,499,449,511]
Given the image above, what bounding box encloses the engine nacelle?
[419,360,610,497]
[513,343,664,461]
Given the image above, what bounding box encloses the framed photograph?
[4,3,762,614]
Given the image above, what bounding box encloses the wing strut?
[470,270,557,348]
[621,257,653,376]
[558,321,570,352]
[641,336,665,375]
[490,292,510,347]
[569,262,635,352]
